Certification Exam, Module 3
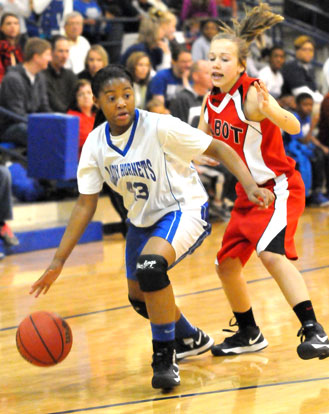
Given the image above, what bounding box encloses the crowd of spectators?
[1,0,329,258]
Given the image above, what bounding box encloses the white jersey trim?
[256,174,289,255]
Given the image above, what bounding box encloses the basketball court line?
[0,264,328,333]
[47,376,329,414]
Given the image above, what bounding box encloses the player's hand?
[247,187,274,209]
[254,80,270,114]
[30,259,63,297]
[193,154,219,166]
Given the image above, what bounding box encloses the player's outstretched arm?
[247,81,300,134]
[30,193,99,297]
[204,139,275,208]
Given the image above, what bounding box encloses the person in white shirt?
[63,11,90,74]
[30,64,273,391]
[258,45,285,99]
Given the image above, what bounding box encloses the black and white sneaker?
[175,328,214,360]
[151,341,180,389]
[211,325,268,356]
[297,321,329,360]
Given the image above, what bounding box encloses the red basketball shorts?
[216,170,305,266]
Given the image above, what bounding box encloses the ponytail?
[213,2,284,68]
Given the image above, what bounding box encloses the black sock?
[293,300,317,325]
[233,308,257,330]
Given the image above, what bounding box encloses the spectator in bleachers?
[169,60,211,127]
[30,0,73,38]
[216,0,237,19]
[146,46,193,107]
[258,45,285,99]
[126,51,152,109]
[180,0,218,22]
[67,79,96,155]
[0,0,31,34]
[43,35,78,113]
[284,93,329,206]
[169,60,233,221]
[0,13,25,83]
[191,18,218,62]
[64,11,90,74]
[73,0,103,43]
[121,15,167,71]
[317,92,329,197]
[0,37,51,148]
[0,165,19,259]
[150,9,179,71]
[281,35,323,104]
[78,44,108,82]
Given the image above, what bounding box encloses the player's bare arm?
[198,93,211,134]
[245,81,301,134]
[204,139,275,208]
[30,193,99,297]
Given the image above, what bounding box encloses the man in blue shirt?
[146,46,192,108]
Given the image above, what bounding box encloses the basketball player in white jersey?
[30,64,273,390]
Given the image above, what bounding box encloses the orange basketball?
[16,311,73,367]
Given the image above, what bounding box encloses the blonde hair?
[85,44,109,68]
[149,8,177,26]
[138,17,160,49]
[213,2,284,68]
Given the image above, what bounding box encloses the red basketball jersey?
[205,72,296,185]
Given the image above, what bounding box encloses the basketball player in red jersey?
[198,3,329,360]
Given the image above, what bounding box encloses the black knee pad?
[128,296,149,319]
[136,254,170,292]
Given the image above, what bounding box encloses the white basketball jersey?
[78,109,212,227]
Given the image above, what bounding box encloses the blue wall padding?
[0,222,103,255]
[27,113,80,180]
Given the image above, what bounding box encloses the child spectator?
[258,45,285,99]
[285,93,329,206]
[191,18,218,62]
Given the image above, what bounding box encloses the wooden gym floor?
[0,206,329,414]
